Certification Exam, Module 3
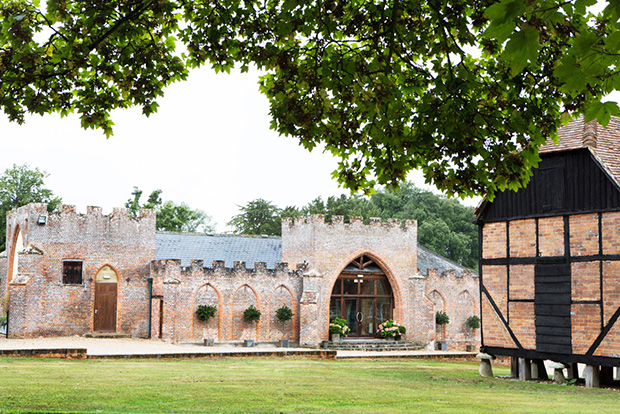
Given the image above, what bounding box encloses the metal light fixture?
[37,215,47,225]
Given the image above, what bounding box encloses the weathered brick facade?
[1,206,479,349]
[477,117,620,367]
[2,203,154,338]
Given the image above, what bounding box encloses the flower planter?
[203,338,215,347]
[331,333,341,343]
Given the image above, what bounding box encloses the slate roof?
[540,116,620,187]
[155,232,475,275]
[155,233,282,269]
[416,244,475,277]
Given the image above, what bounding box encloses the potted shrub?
[329,317,350,342]
[196,304,217,322]
[466,315,480,330]
[243,305,261,323]
[435,311,450,350]
[196,304,217,346]
[275,305,293,347]
[465,315,481,351]
[377,319,406,340]
[242,305,261,347]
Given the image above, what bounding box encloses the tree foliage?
[370,183,478,269]
[231,183,477,268]
[125,187,214,233]
[227,198,282,236]
[0,164,62,251]
[3,1,620,197]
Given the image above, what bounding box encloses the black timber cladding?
[534,261,571,354]
[478,149,620,222]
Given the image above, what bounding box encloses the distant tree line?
[228,182,478,269]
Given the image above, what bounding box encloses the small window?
[63,261,83,284]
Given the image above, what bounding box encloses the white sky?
[0,67,479,232]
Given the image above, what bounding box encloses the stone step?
[84,332,132,339]
[326,340,427,351]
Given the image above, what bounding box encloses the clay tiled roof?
[540,116,620,186]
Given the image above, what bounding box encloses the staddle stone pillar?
[477,353,495,377]
[549,362,567,384]
[585,365,600,388]
[519,358,532,381]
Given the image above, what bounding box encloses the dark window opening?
[63,261,83,284]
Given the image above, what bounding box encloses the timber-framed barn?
[476,117,620,381]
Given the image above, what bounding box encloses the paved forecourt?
[0,337,477,360]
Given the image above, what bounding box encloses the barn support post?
[585,365,601,388]
[600,366,614,385]
[510,357,519,378]
[567,363,579,380]
[531,359,548,380]
[518,358,532,381]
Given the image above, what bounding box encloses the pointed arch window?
[330,255,394,337]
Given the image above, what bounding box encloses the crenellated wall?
[282,215,420,345]
[5,204,155,338]
[149,259,305,343]
[0,206,479,349]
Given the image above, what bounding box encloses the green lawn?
[0,357,617,413]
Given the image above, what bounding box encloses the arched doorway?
[329,254,394,337]
[94,266,118,332]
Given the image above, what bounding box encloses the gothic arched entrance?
[329,254,394,337]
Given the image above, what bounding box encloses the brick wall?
[5,204,155,338]
[282,215,421,345]
[538,216,565,256]
[151,259,303,343]
[570,214,599,256]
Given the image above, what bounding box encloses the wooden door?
[94,283,117,332]
[535,262,571,354]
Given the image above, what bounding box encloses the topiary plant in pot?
[243,305,261,323]
[196,304,217,322]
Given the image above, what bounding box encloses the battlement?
[283,214,416,230]
[150,259,307,278]
[6,203,156,250]
[11,203,154,220]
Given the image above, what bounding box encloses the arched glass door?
[329,255,393,337]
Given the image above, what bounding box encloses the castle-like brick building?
[0,204,478,348]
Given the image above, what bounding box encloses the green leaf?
[501,26,540,76]
[484,0,526,43]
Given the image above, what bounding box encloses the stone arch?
[7,225,24,283]
[231,284,259,341]
[428,289,446,313]
[428,289,447,340]
[192,283,221,342]
[269,285,296,341]
[325,250,404,338]
[455,290,476,335]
